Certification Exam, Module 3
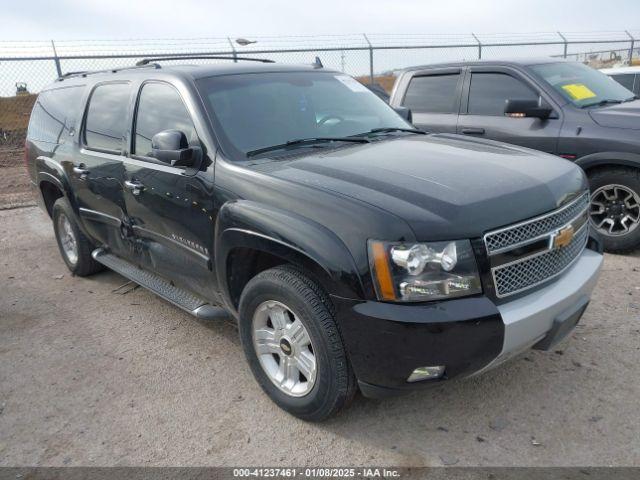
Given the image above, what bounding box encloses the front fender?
[576,151,640,172]
[215,200,364,304]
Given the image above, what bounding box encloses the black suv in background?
[390,58,640,252]
[26,58,602,420]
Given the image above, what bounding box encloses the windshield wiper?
[356,127,426,136]
[580,99,623,108]
[623,95,639,103]
[246,137,370,158]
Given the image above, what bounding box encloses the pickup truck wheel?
[52,197,104,276]
[238,265,356,421]
[588,167,640,253]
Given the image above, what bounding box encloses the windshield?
[530,62,635,107]
[197,72,410,159]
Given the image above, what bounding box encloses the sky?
[1,0,639,40]
[1,0,638,96]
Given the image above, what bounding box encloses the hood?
[589,99,640,130]
[251,134,587,240]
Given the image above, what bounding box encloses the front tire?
[588,167,640,253]
[52,197,104,276]
[238,265,356,421]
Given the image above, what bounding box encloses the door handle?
[73,165,90,179]
[124,180,145,196]
[461,128,485,135]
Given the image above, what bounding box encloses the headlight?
[368,239,482,302]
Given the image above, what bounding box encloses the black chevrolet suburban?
[26,58,603,421]
[390,58,640,252]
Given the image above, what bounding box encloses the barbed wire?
[0,29,638,58]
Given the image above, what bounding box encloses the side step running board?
[92,248,229,321]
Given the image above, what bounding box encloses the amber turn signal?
[369,241,397,301]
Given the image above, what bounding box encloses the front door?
[457,68,562,154]
[122,81,218,303]
[71,81,134,260]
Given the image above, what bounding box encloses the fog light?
[407,366,445,382]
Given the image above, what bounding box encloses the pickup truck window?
[530,62,634,107]
[402,74,460,114]
[28,85,84,144]
[133,82,197,158]
[611,74,635,92]
[197,72,409,159]
[468,73,538,116]
[84,82,131,152]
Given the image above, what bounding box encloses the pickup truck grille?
[485,192,590,298]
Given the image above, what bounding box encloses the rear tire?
[588,167,640,253]
[238,265,357,421]
[52,197,104,276]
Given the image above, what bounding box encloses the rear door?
[72,81,134,259]
[399,69,463,133]
[457,67,562,153]
[121,80,217,302]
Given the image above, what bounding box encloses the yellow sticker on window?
[561,83,597,101]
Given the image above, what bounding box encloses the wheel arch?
[576,152,640,174]
[38,176,64,217]
[35,156,78,217]
[215,200,364,314]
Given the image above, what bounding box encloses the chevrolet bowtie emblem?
[552,225,575,249]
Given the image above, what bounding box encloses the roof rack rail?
[136,55,275,66]
[56,63,161,81]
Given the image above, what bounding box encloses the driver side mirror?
[393,106,413,124]
[504,99,553,120]
[151,130,199,167]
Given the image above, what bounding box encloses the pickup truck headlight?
[368,240,482,302]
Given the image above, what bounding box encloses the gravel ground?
[0,165,35,210]
[1,207,639,467]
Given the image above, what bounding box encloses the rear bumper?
[333,247,603,398]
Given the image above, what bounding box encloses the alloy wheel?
[251,300,317,397]
[590,184,640,236]
[57,213,79,265]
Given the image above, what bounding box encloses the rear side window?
[610,74,637,93]
[611,73,640,95]
[468,73,538,116]
[402,74,460,113]
[28,86,84,143]
[84,83,131,152]
[133,82,196,157]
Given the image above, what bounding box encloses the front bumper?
[333,247,603,398]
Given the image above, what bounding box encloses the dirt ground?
[0,144,34,210]
[1,206,639,467]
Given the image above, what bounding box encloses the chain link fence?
[1,30,639,170]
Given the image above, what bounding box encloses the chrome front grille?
[485,192,590,298]
[492,223,589,297]
[484,192,590,254]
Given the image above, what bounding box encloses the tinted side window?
[468,73,538,116]
[402,74,460,114]
[133,83,196,157]
[28,86,84,143]
[84,83,131,152]
[611,74,635,92]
